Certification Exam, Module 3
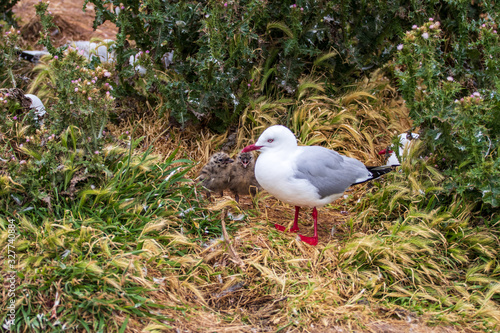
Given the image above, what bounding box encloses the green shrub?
[39,50,114,149]
[34,0,62,57]
[84,0,444,131]
[0,0,20,27]
[395,7,500,208]
[0,27,22,88]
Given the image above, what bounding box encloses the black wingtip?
[351,165,394,186]
[366,165,394,179]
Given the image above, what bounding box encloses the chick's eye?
[267,139,274,143]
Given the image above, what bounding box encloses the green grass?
[3,125,499,332]
[0,139,233,331]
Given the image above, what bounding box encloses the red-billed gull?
[243,125,392,245]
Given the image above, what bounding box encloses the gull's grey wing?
[293,146,371,198]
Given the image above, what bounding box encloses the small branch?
[220,209,245,268]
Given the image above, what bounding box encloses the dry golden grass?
[100,195,485,333]
[239,69,411,166]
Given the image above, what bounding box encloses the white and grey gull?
[242,125,393,245]
[378,131,420,166]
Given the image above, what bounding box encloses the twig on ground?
[221,209,245,268]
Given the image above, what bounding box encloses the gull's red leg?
[299,207,319,246]
[275,206,300,233]
[290,206,300,232]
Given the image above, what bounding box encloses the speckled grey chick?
[198,152,234,196]
[229,151,261,202]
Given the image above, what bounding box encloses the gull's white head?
[242,125,297,153]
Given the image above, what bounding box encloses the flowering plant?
[31,47,115,151]
[395,14,500,208]
[0,27,22,88]
[85,0,426,131]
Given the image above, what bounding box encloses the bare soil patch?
[13,0,117,47]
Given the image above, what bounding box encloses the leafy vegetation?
[0,27,22,88]
[395,10,500,208]
[82,0,454,131]
[0,0,499,332]
[0,0,20,27]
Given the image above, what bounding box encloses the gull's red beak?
[378,149,394,155]
[242,144,262,153]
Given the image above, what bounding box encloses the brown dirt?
[13,0,117,47]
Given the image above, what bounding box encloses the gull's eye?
[267,139,274,143]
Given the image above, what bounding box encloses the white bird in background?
[1,88,46,124]
[379,131,420,166]
[242,125,393,246]
[24,94,46,122]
